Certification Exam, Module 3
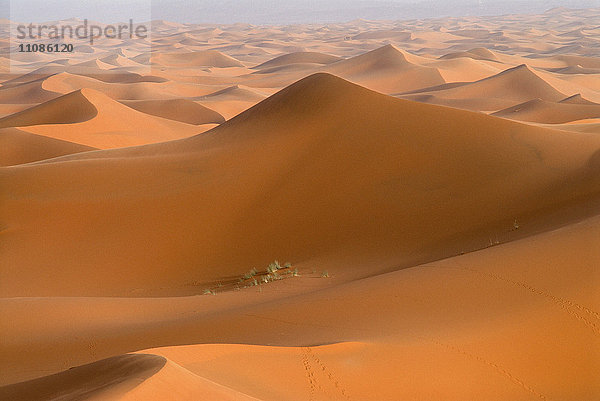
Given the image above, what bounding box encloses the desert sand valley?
[0,5,599,400]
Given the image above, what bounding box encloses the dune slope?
[401,64,568,111]
[0,89,98,128]
[325,44,446,93]
[120,99,225,125]
[493,98,600,123]
[2,207,598,399]
[0,128,96,167]
[2,88,202,148]
[1,73,600,297]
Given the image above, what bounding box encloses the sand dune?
[0,354,260,401]
[0,128,96,167]
[2,73,600,297]
[440,47,501,62]
[0,104,33,118]
[0,89,98,128]
[0,77,61,104]
[2,208,598,399]
[1,88,201,148]
[325,44,446,93]
[152,51,245,68]
[429,57,502,82]
[194,85,269,118]
[1,8,599,400]
[560,93,598,105]
[493,97,600,123]
[400,64,568,111]
[0,354,167,401]
[254,51,342,69]
[40,72,217,100]
[71,58,116,70]
[121,99,225,125]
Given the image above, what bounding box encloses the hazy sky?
[3,0,600,24]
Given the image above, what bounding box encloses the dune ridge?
[0,128,96,166]
[0,89,99,128]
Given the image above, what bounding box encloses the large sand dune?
[1,7,599,400]
[399,64,569,111]
[325,44,446,93]
[2,73,599,297]
[2,199,598,399]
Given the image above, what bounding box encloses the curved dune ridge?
[325,44,446,93]
[194,85,270,118]
[0,354,260,401]
[152,50,245,68]
[560,93,598,105]
[2,73,600,297]
[0,77,61,104]
[254,51,343,69]
[492,97,600,123]
[399,63,569,111]
[41,72,215,101]
[121,99,225,125]
[0,89,99,128]
[440,47,500,62]
[432,57,503,83]
[0,87,202,148]
[0,128,96,166]
[200,85,268,102]
[71,58,116,69]
[0,355,167,401]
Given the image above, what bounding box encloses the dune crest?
[324,45,446,93]
[2,88,202,148]
[121,99,225,125]
[492,97,600,123]
[0,89,98,128]
[255,51,343,69]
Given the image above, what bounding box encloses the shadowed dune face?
[0,128,96,166]
[0,89,99,128]
[120,99,226,125]
[0,354,166,401]
[398,64,570,112]
[1,7,600,401]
